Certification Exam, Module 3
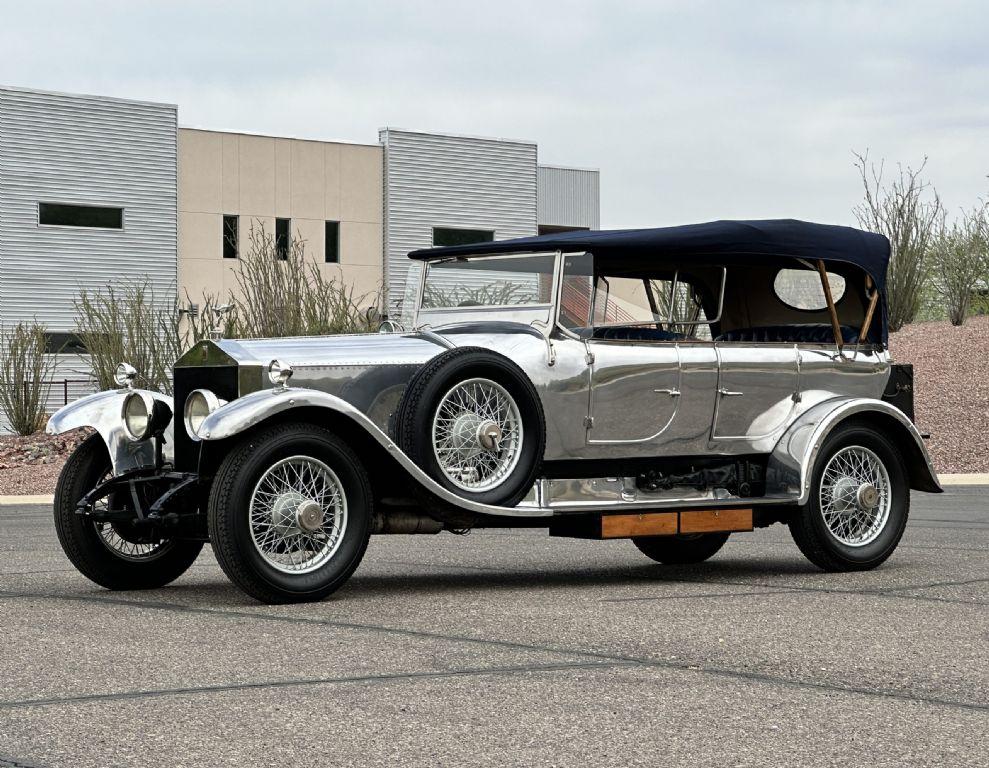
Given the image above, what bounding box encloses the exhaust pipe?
[371,511,444,535]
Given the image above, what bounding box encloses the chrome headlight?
[184,389,223,440]
[114,362,137,389]
[268,359,293,388]
[121,391,155,441]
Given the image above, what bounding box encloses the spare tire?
[394,347,545,506]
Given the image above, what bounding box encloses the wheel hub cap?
[431,377,523,492]
[249,456,348,574]
[819,445,892,547]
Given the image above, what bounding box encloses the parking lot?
[1,487,986,767]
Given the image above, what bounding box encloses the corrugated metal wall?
[537,165,600,230]
[380,129,538,311]
[0,87,178,332]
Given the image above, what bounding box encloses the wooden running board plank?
[679,508,753,534]
[601,512,678,538]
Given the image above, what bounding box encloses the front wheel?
[54,434,203,590]
[208,422,372,604]
[633,533,731,564]
[789,423,909,571]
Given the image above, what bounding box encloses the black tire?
[633,532,731,564]
[53,433,203,590]
[394,347,545,507]
[208,422,372,604]
[789,423,909,571]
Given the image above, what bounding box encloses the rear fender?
[767,397,941,505]
[46,389,174,475]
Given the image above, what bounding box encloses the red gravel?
[889,315,989,473]
[0,429,92,496]
[0,321,984,495]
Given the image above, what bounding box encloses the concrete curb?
[0,494,54,505]
[1,473,987,506]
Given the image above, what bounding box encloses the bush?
[928,208,989,326]
[854,152,942,331]
[229,222,377,338]
[74,281,183,394]
[0,322,57,435]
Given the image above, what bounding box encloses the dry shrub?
[73,281,182,394]
[0,322,57,435]
[928,207,989,326]
[854,151,942,331]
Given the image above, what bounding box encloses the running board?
[549,508,753,540]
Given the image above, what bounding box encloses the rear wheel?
[633,533,730,564]
[208,422,372,604]
[54,433,203,590]
[789,423,909,571]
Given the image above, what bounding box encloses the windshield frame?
[414,250,563,329]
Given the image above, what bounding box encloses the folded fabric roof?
[409,218,891,297]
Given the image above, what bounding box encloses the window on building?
[38,203,123,229]
[275,218,290,260]
[432,227,494,247]
[44,332,89,355]
[222,215,239,259]
[325,221,340,263]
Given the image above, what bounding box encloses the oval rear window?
[773,268,846,311]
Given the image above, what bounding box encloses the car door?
[712,343,799,440]
[587,339,681,444]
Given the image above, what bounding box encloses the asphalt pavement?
[0,487,986,767]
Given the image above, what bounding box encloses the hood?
[175,332,450,371]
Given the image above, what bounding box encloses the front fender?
[47,389,174,475]
[197,387,551,518]
[767,397,941,505]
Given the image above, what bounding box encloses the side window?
[593,277,659,324]
[655,280,712,340]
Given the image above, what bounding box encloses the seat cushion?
[715,324,859,344]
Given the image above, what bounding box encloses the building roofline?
[379,126,536,147]
[0,84,177,110]
[178,124,381,148]
[538,162,601,174]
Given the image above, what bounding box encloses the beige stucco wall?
[177,128,383,309]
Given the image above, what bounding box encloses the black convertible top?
[410,219,890,296]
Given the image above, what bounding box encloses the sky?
[1,0,987,229]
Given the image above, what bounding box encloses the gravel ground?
[0,431,90,496]
[889,315,989,473]
[0,318,984,495]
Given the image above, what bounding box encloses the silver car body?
[48,244,940,519]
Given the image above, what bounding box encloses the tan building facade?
[177,128,384,307]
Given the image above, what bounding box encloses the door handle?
[654,388,681,397]
[718,388,743,397]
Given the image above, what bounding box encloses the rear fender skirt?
[197,387,552,518]
[46,389,174,475]
[767,397,941,505]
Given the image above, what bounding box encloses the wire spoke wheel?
[88,468,172,562]
[249,455,348,574]
[819,445,892,547]
[431,377,523,492]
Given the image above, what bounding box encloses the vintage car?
[48,219,941,603]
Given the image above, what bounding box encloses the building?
[0,86,599,428]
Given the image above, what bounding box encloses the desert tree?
[0,322,58,435]
[73,281,183,394]
[928,206,989,325]
[853,151,943,331]
[231,221,377,338]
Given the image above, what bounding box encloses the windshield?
[420,253,556,309]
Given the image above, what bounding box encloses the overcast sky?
[2,1,986,228]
